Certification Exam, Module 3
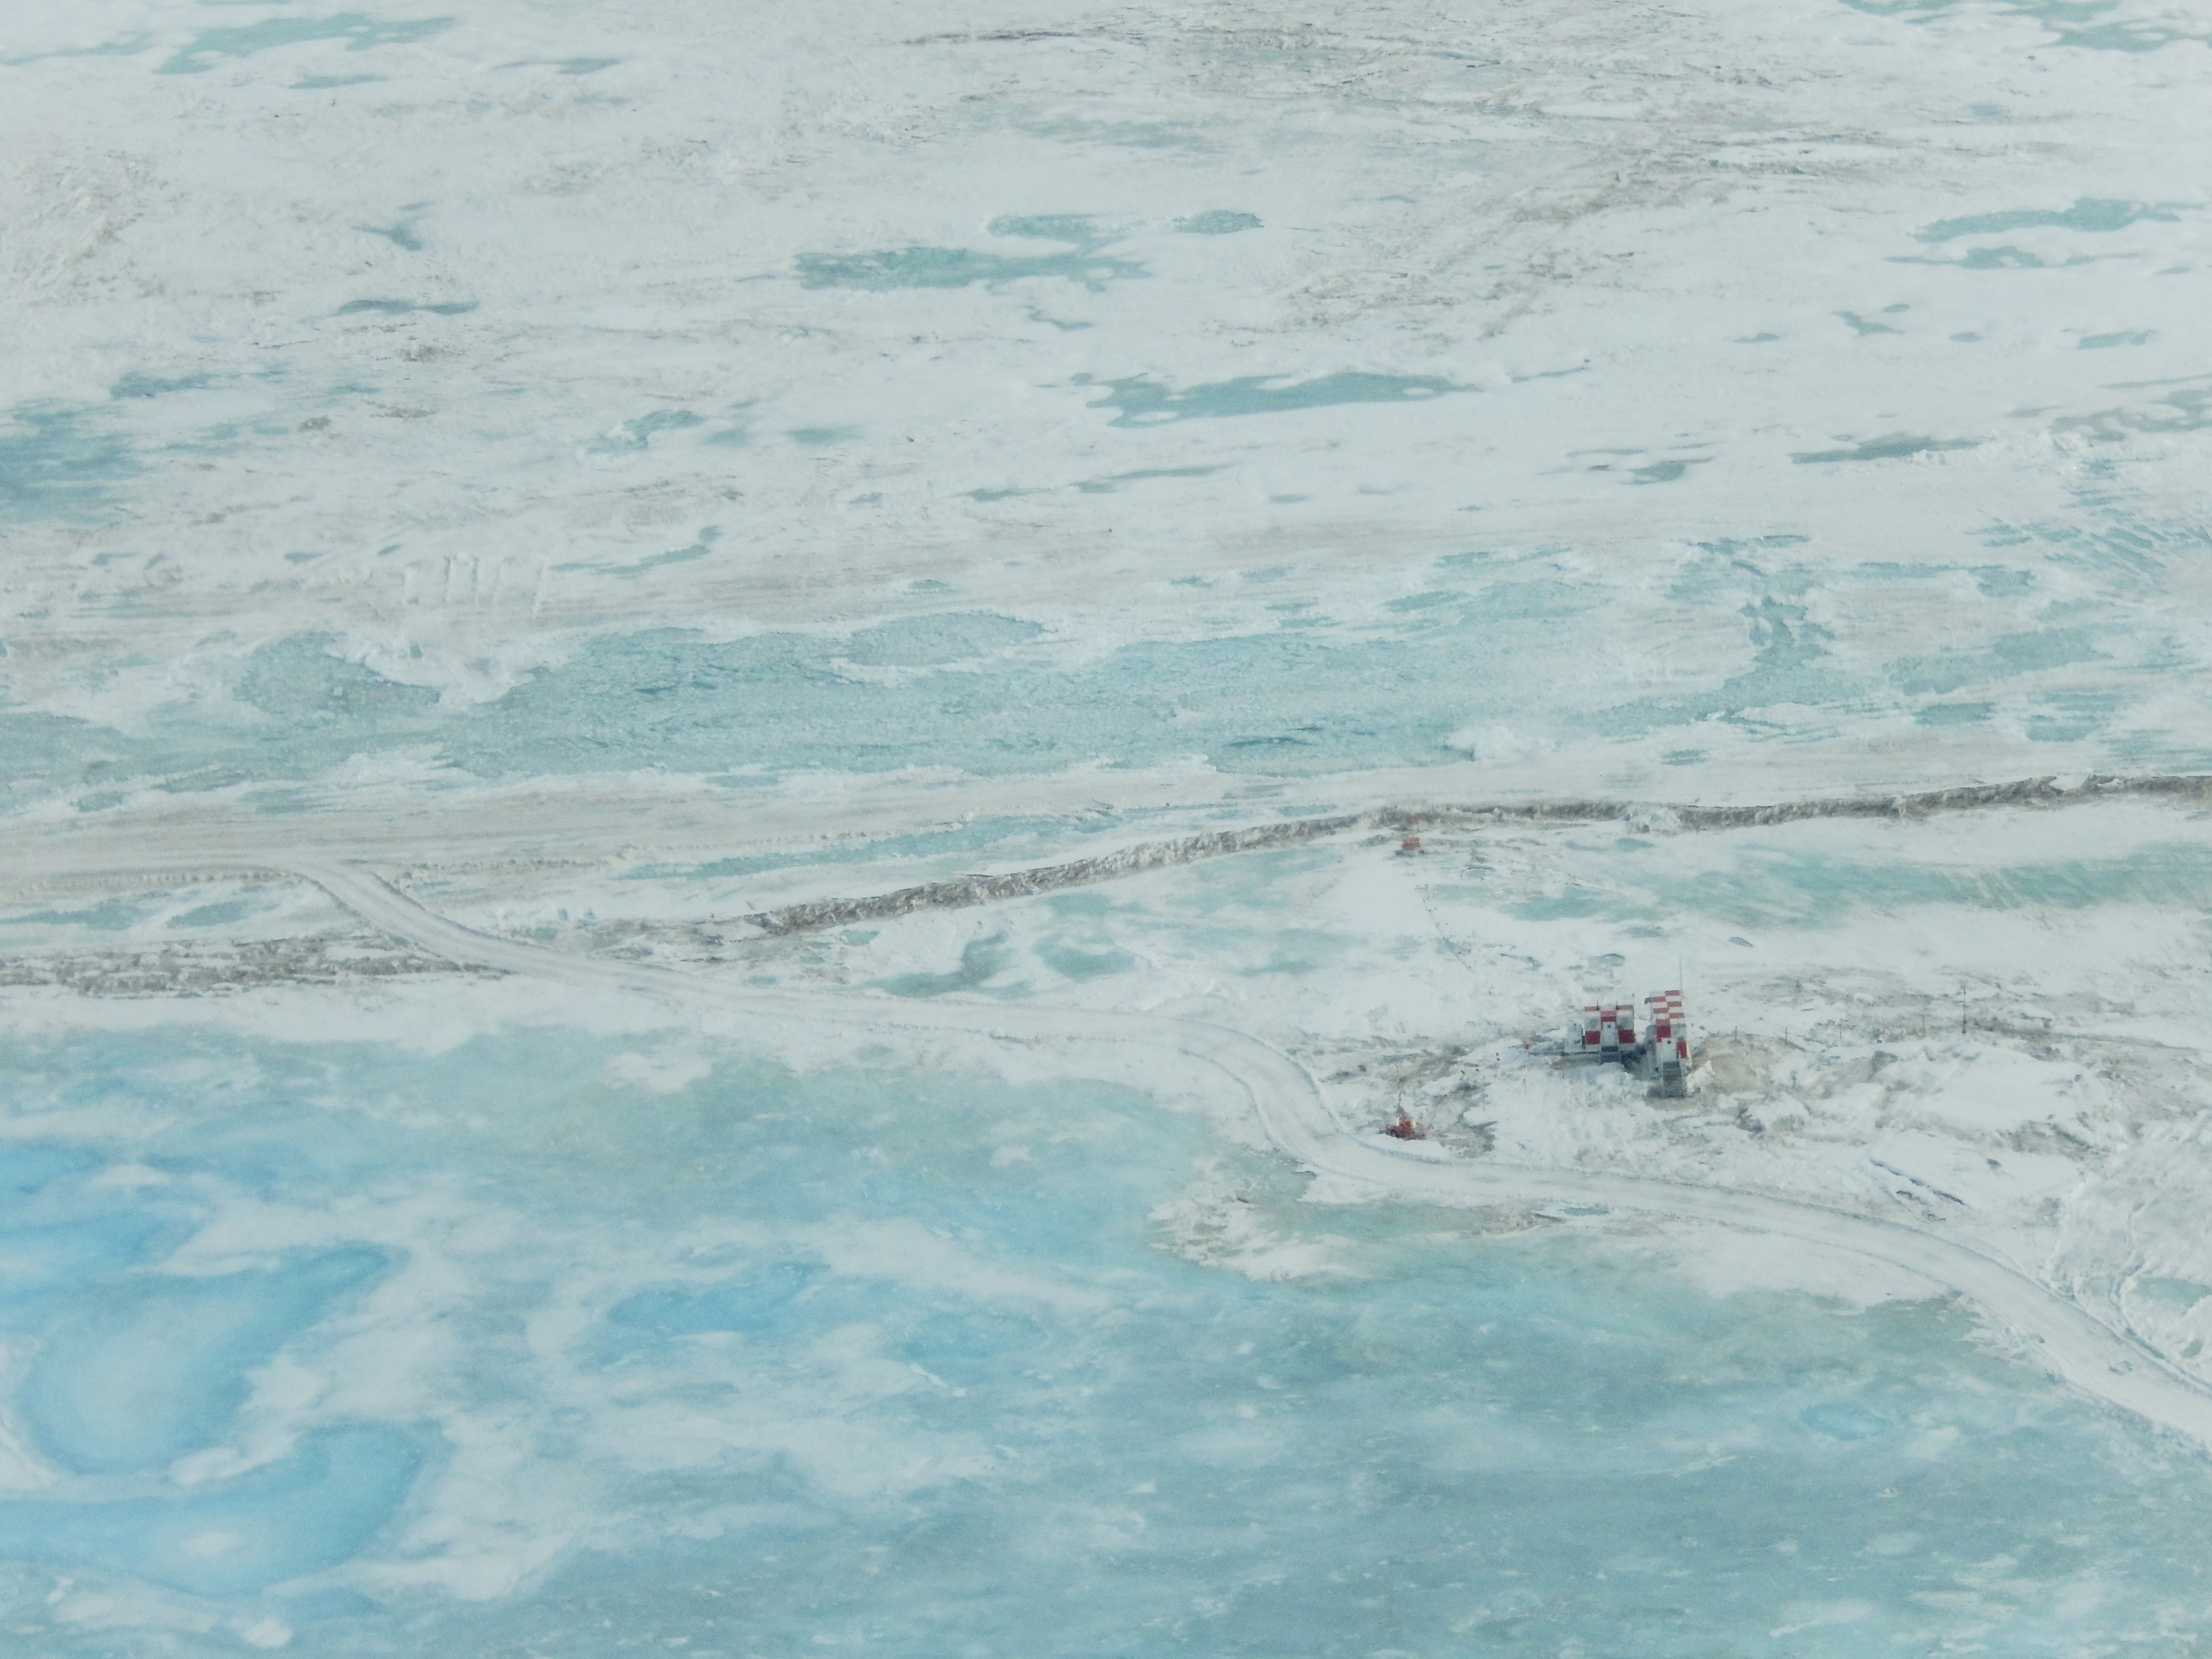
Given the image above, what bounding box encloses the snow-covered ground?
[6,0,2212,1651]
[305,786,2212,1376]
[6,0,2212,806]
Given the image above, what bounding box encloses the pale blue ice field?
[2,1025,2211,1656]
[1501,836,2212,929]
[16,497,2212,812]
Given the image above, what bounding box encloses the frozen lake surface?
[4,1018,2212,1656]
[4,0,2212,1649]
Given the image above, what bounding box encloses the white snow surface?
[3,0,2210,800]
[6,0,2212,1648]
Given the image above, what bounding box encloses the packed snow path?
[286,858,2212,1459]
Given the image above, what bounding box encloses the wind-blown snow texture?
[5,0,2211,806]
[3,0,2212,1651]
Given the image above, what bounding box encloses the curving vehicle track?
[283,858,2212,1458]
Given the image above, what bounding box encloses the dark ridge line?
[742,772,2212,936]
[746,815,1365,935]
[4,866,295,900]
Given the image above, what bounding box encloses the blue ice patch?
[0,401,138,522]
[20,1248,386,1474]
[1800,1400,1891,1440]
[1077,370,1469,426]
[156,13,454,76]
[609,1262,821,1338]
[0,1426,424,1597]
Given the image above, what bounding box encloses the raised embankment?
[745,771,2209,935]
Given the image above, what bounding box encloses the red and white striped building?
[1577,990,1692,1094]
[1580,1004,1639,1056]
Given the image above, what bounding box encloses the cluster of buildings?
[1577,990,1692,1097]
